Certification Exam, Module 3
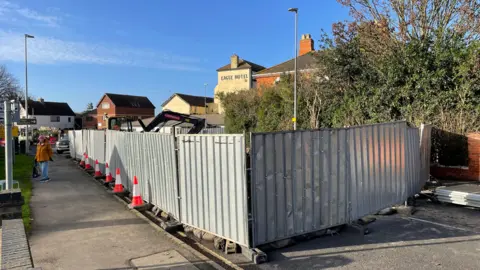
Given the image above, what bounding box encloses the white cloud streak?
[0,31,205,71]
[0,1,61,27]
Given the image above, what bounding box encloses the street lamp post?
[24,34,34,155]
[204,83,208,129]
[288,8,298,131]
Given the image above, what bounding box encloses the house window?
[101,102,110,109]
[50,116,60,122]
[68,117,71,122]
[86,116,94,122]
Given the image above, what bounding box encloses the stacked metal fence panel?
[250,121,422,247]
[105,130,180,218]
[177,134,249,247]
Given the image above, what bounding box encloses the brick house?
[253,34,317,89]
[95,93,155,129]
[76,109,97,129]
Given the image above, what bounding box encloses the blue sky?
[0,0,349,113]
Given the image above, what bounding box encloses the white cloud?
[0,31,205,71]
[16,8,60,27]
[0,0,61,27]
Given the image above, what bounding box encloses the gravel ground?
[237,199,480,270]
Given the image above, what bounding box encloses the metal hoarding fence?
[85,130,106,171]
[250,121,423,247]
[419,124,432,184]
[105,130,180,219]
[73,130,83,160]
[68,130,75,158]
[175,127,225,135]
[177,134,249,248]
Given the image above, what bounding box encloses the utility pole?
[204,83,208,129]
[24,34,34,155]
[288,8,298,130]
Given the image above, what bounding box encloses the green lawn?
[0,151,34,231]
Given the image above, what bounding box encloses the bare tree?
[0,65,21,101]
[338,0,480,42]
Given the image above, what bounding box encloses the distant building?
[253,34,316,89]
[76,109,97,129]
[95,93,155,129]
[162,93,215,115]
[17,98,76,130]
[214,54,265,113]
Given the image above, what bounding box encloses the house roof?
[97,93,155,109]
[162,93,214,107]
[217,58,266,72]
[254,52,317,76]
[21,100,76,116]
[78,109,97,116]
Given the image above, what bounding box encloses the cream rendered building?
[214,54,265,113]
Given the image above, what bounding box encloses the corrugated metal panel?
[68,131,75,157]
[250,121,423,247]
[176,127,225,134]
[104,130,180,218]
[419,124,432,184]
[73,130,83,160]
[84,130,106,172]
[250,129,349,247]
[349,122,409,219]
[177,134,249,247]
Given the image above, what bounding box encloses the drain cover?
[131,250,199,269]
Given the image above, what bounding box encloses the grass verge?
[0,151,34,231]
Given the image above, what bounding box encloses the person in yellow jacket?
[35,135,53,182]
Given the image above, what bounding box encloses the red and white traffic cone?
[129,176,144,209]
[113,168,124,193]
[104,163,113,183]
[94,159,102,178]
[79,152,86,168]
[84,154,92,170]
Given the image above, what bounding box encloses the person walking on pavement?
[35,135,53,182]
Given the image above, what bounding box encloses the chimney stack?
[230,54,239,69]
[37,97,44,103]
[299,34,314,56]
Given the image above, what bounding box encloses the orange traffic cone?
[105,163,113,183]
[94,159,102,177]
[84,154,92,170]
[129,176,144,208]
[113,168,124,193]
[79,152,85,167]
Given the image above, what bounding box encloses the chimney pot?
[230,54,239,69]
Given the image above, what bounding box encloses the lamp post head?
[25,34,35,38]
[288,8,298,13]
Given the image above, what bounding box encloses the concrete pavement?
[29,155,222,270]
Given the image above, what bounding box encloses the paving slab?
[29,156,219,270]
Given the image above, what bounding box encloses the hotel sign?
[221,74,249,81]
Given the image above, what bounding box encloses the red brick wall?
[430,133,480,181]
[256,76,279,88]
[96,95,115,129]
[82,112,97,129]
